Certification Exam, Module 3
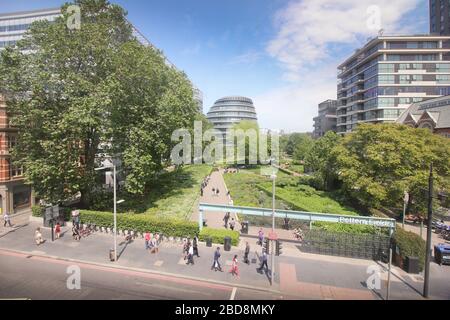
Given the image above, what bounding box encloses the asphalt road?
[0,250,282,300]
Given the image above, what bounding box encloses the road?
[0,249,282,300]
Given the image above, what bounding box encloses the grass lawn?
[101,164,212,220]
[224,166,359,216]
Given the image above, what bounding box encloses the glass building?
[337,35,450,134]
[206,96,258,139]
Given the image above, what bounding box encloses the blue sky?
[0,0,429,132]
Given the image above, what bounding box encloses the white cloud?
[267,0,422,79]
[257,0,423,132]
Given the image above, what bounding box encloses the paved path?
[0,211,31,238]
[191,169,240,230]
[2,221,450,300]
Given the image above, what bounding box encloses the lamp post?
[270,171,276,286]
[423,163,434,298]
[95,164,124,262]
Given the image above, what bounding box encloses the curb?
[0,247,281,295]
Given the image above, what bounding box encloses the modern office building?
[397,95,450,137]
[337,35,450,134]
[313,99,337,138]
[430,0,450,36]
[206,96,258,140]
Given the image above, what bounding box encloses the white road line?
[230,287,237,300]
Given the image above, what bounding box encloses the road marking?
[154,260,164,267]
[230,287,237,300]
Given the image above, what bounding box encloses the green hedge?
[80,210,199,238]
[32,205,43,217]
[199,227,240,246]
[394,228,426,271]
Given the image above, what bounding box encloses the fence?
[300,229,391,261]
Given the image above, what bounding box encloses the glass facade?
[337,35,450,133]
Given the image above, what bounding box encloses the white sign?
[338,217,394,228]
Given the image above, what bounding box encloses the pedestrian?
[227,191,230,198]
[211,247,223,272]
[212,188,216,196]
[145,231,151,250]
[55,222,61,239]
[244,241,250,264]
[229,218,236,231]
[150,236,158,254]
[72,226,81,241]
[200,187,203,197]
[216,188,220,196]
[193,235,200,257]
[258,251,268,272]
[3,212,12,228]
[35,227,44,246]
[258,228,264,246]
[223,212,230,229]
[230,255,239,277]
[183,239,190,260]
[186,244,194,265]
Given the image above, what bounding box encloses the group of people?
[145,232,160,253]
[224,168,239,174]
[223,212,236,231]
[200,175,211,197]
[211,187,220,197]
[183,236,200,265]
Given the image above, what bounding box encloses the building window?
[12,186,31,211]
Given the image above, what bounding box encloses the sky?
[0,0,429,132]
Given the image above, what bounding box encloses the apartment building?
[313,100,337,138]
[337,35,450,134]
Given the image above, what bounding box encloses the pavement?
[1,220,449,300]
[402,222,450,248]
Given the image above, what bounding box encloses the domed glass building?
[206,96,258,139]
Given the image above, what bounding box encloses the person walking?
[193,235,200,257]
[258,228,264,246]
[211,247,223,272]
[244,242,250,264]
[229,218,236,231]
[3,212,12,228]
[212,188,216,197]
[35,227,44,246]
[55,222,61,239]
[223,212,230,229]
[144,232,151,250]
[200,187,204,197]
[186,244,195,265]
[216,188,220,196]
[72,226,81,241]
[230,255,239,277]
[258,251,269,272]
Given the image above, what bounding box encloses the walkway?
[0,211,31,238]
[191,169,240,230]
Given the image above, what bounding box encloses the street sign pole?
[423,164,434,298]
[402,192,408,229]
[386,227,393,300]
[271,172,275,286]
[113,165,117,262]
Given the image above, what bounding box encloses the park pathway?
[191,169,240,230]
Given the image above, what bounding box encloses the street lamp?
[270,170,276,286]
[95,164,124,262]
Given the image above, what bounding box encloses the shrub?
[32,205,43,217]
[79,210,199,237]
[393,228,426,271]
[198,227,240,246]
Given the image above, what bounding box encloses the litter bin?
[206,237,213,247]
[404,256,420,274]
[241,221,249,234]
[109,249,116,262]
[224,236,231,251]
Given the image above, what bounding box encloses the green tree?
[0,0,199,206]
[304,131,341,190]
[284,133,313,161]
[334,123,450,211]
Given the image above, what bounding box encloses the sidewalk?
[3,220,448,299]
[0,211,31,238]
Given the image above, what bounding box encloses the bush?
[198,227,240,246]
[393,228,426,271]
[32,205,43,217]
[79,210,199,238]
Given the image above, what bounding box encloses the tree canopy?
[0,0,200,206]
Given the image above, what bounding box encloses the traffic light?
[262,238,270,254]
[276,240,283,256]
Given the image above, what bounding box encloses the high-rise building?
[337,35,450,134]
[430,0,450,35]
[313,99,337,138]
[206,96,258,140]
